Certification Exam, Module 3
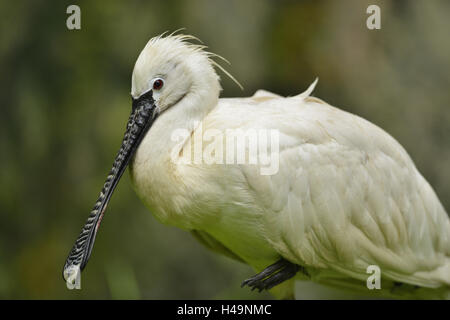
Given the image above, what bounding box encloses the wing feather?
[209,92,450,290]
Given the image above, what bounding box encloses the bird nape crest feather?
[145,32,243,90]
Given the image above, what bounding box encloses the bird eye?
[153,78,164,90]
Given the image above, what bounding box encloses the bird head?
[131,34,223,113]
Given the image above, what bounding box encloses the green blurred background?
[0,0,449,299]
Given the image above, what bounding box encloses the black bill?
[63,90,157,289]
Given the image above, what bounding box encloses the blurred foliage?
[0,0,449,299]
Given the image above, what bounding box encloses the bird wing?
[251,89,281,101]
[209,90,450,290]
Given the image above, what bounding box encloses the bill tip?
[64,264,82,290]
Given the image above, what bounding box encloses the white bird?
[63,33,450,299]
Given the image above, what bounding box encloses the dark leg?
[241,258,304,292]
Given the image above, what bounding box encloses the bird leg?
[241,258,303,292]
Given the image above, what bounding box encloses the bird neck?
[129,83,220,228]
[155,83,219,154]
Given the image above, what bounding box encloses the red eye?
[153,79,164,90]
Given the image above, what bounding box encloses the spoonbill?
[63,33,450,299]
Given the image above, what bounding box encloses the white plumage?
[129,34,450,299]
